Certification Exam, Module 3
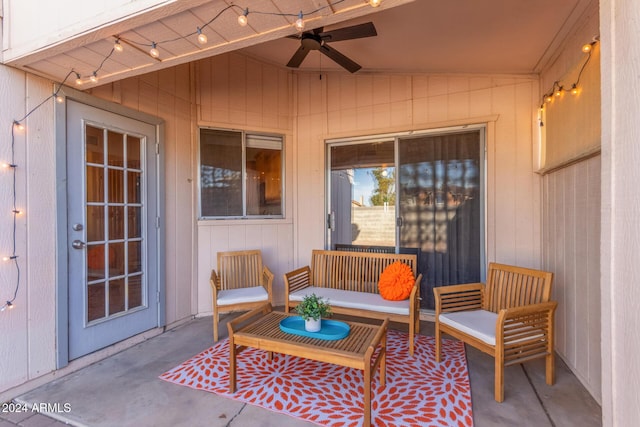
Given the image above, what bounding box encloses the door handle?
[72,240,86,250]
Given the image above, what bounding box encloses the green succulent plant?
[294,293,332,321]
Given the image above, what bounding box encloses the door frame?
[54,86,165,368]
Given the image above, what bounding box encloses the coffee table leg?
[364,365,371,427]
[381,328,387,387]
[229,338,237,393]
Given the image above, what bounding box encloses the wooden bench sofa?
[433,262,556,402]
[284,249,422,356]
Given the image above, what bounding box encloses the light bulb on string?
[571,84,579,95]
[149,42,160,58]
[295,12,305,32]
[582,43,592,53]
[555,87,563,97]
[13,121,24,131]
[197,28,208,45]
[114,39,124,53]
[90,72,98,83]
[55,94,64,103]
[238,8,249,26]
[370,0,382,7]
[75,73,83,86]
[545,95,553,103]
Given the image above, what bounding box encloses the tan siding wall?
[543,157,601,403]
[0,67,57,393]
[539,2,601,403]
[295,72,543,273]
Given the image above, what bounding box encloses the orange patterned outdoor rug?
[160,330,473,427]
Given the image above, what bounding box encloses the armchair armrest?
[283,266,311,295]
[210,269,221,301]
[433,283,485,315]
[497,301,557,343]
[409,274,422,316]
[262,266,274,303]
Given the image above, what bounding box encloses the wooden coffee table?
[227,303,388,427]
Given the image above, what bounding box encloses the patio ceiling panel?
[4,0,594,88]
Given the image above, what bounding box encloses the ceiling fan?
[286,22,377,73]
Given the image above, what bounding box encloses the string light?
[295,11,305,32]
[540,37,598,108]
[196,28,208,45]
[571,84,579,95]
[369,0,382,7]
[2,71,74,315]
[149,42,160,58]
[114,38,124,53]
[238,8,249,26]
[90,72,98,83]
[75,72,83,85]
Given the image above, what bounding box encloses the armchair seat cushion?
[439,309,547,347]
[290,286,410,316]
[217,287,269,306]
[439,310,498,345]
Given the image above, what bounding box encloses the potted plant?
[295,293,332,332]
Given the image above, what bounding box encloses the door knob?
[72,240,86,250]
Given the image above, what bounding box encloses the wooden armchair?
[433,262,556,402]
[209,250,274,342]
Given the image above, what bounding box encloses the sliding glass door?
[327,127,485,309]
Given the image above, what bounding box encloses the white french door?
[66,100,161,360]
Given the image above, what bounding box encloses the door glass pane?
[86,206,105,242]
[128,241,142,273]
[127,136,141,169]
[108,206,124,240]
[108,279,126,315]
[200,129,242,216]
[128,171,141,203]
[86,126,104,164]
[398,130,482,309]
[109,242,126,276]
[128,275,143,309]
[330,141,395,248]
[128,207,142,238]
[107,131,124,167]
[86,167,104,203]
[108,169,124,203]
[87,244,106,281]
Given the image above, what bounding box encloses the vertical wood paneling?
[25,76,57,380]
[543,155,601,403]
[0,67,57,392]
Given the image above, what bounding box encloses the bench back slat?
[484,262,553,312]
[310,250,418,294]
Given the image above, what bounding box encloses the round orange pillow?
[378,261,414,301]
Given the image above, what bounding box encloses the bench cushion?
[439,310,498,345]
[289,287,410,316]
[217,287,268,306]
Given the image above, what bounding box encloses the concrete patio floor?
[3,311,601,427]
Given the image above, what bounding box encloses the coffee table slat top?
[233,311,379,356]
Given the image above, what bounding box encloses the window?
[199,128,283,218]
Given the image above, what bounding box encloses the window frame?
[198,127,285,220]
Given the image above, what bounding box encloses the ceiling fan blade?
[286,45,311,68]
[319,44,362,73]
[318,22,377,42]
